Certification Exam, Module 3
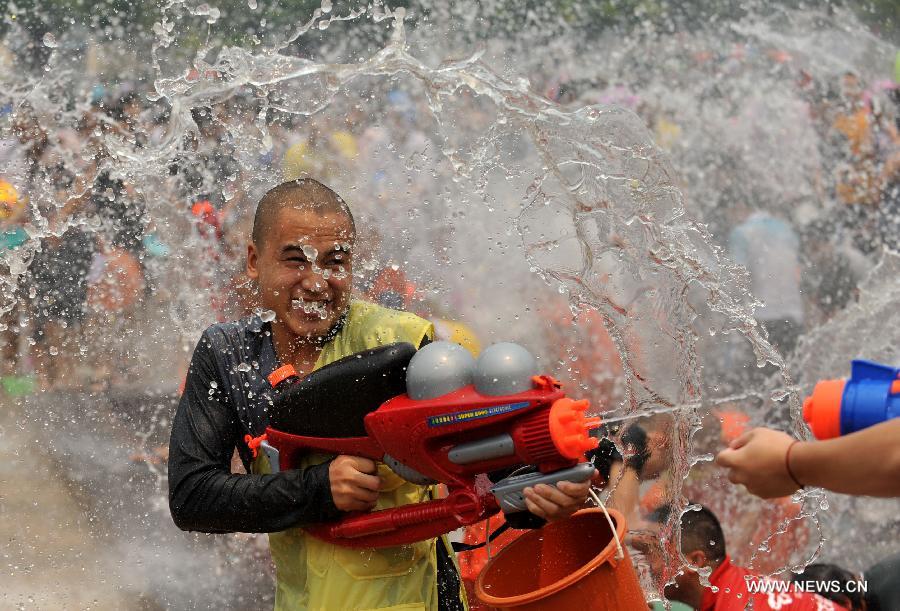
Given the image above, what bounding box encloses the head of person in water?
[247,178,355,346]
[630,503,726,609]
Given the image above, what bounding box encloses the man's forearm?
[169,460,340,533]
[792,419,900,497]
[167,386,341,533]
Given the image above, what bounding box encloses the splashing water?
[1,0,898,606]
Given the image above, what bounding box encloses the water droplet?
[321,0,333,13]
[237,362,252,373]
[770,388,791,402]
[302,245,318,261]
[210,380,218,389]
[260,309,276,322]
[42,32,58,48]
[49,346,59,356]
[247,0,257,8]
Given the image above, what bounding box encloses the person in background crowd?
[633,504,847,610]
[728,206,805,356]
[0,180,29,388]
[791,564,867,611]
[863,551,900,611]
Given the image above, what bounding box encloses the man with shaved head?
[167,178,592,610]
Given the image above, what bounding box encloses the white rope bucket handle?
[485,514,492,561]
[588,488,625,561]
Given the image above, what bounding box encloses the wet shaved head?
[252,178,355,250]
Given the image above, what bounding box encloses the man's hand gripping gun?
[258,342,600,548]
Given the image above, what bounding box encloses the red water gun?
[259,341,600,548]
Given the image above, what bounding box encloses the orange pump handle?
[548,397,600,459]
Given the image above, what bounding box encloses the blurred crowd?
[1,40,899,610]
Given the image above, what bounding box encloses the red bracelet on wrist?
[785,440,804,489]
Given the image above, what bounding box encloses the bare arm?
[715,420,900,498]
[792,419,900,497]
[604,461,641,522]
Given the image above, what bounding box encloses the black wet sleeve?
[167,334,340,533]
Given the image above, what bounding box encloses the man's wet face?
[247,206,354,343]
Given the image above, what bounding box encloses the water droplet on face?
[42,32,58,48]
[260,309,276,322]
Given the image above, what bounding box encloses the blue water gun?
[802,360,900,439]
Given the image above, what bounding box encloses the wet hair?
[251,178,355,250]
[649,504,727,565]
[791,564,865,610]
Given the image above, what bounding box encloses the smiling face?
[247,206,354,345]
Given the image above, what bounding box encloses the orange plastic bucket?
[474,508,645,610]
